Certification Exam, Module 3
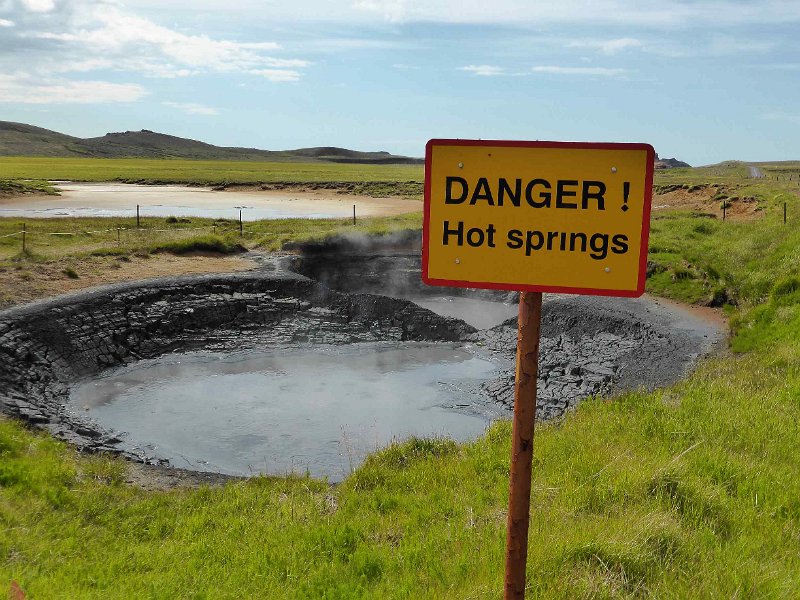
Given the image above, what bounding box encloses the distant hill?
[654,152,690,169]
[0,121,423,164]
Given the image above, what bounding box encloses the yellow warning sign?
[422,140,654,297]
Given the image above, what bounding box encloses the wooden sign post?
[422,139,654,599]
[504,290,542,598]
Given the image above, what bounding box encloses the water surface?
[0,183,419,220]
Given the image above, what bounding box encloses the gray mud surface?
[288,234,724,423]
[0,232,725,478]
[69,343,501,480]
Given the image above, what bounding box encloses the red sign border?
[421,139,655,298]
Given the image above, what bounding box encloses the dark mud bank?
[287,234,725,420]
[0,234,724,469]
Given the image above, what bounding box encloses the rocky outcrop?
[655,153,691,169]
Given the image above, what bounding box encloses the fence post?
[117,226,121,247]
[239,210,243,237]
[353,204,356,225]
[137,205,140,228]
[22,223,26,253]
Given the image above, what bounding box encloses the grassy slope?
[2,163,800,598]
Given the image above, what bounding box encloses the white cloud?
[259,58,311,68]
[393,63,420,70]
[706,36,776,55]
[21,0,55,13]
[532,66,627,76]
[459,65,506,77]
[298,37,421,53]
[0,74,147,104]
[763,63,800,71]
[163,101,219,115]
[1,1,310,84]
[0,18,14,27]
[250,69,302,82]
[32,6,296,75]
[346,0,800,26]
[351,0,410,22]
[761,112,800,125]
[99,0,800,28]
[567,38,643,55]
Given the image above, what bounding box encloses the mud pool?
[0,234,725,482]
[70,343,502,481]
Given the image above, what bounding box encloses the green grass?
[644,166,800,306]
[645,193,799,306]
[0,157,423,185]
[2,163,800,597]
[0,179,57,195]
[2,340,799,598]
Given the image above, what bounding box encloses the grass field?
[1,161,800,598]
[0,157,423,185]
[0,213,423,259]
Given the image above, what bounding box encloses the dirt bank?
[652,184,761,220]
[0,253,257,310]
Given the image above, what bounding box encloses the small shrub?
[149,235,245,255]
[370,437,458,470]
[646,260,667,277]
[708,285,730,307]
[62,267,79,279]
[703,263,721,280]
[693,222,715,235]
[671,266,695,281]
[771,277,800,300]
[165,216,179,224]
[90,247,128,257]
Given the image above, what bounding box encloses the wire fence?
[0,202,365,257]
[0,220,253,257]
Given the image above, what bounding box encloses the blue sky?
[0,0,798,165]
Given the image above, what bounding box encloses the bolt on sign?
[422,139,655,296]
[422,139,653,600]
